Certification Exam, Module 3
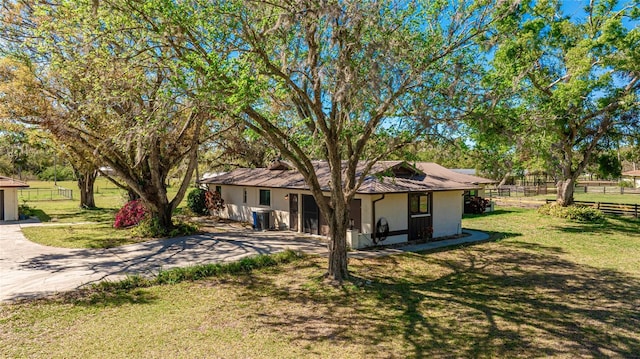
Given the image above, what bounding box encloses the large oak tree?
[112,0,512,280]
[0,0,213,230]
[488,0,640,205]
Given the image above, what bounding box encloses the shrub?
[155,250,302,284]
[537,203,605,223]
[130,216,164,237]
[467,196,490,214]
[187,188,209,215]
[114,199,148,228]
[38,165,75,181]
[19,202,34,217]
[205,190,225,212]
[619,180,634,188]
[131,217,199,238]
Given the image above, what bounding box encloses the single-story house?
[200,160,493,249]
[0,176,29,221]
[622,170,640,188]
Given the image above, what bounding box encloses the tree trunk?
[127,189,140,201]
[327,199,349,282]
[151,203,174,234]
[556,178,575,206]
[74,168,98,208]
[77,169,97,208]
[497,172,510,187]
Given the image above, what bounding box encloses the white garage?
[0,176,29,221]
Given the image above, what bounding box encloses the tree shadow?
[463,209,517,219]
[234,246,640,358]
[554,216,640,236]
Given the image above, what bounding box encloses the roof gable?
[0,176,29,188]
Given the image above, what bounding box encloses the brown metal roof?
[0,176,29,188]
[413,163,496,185]
[622,170,640,177]
[201,161,480,194]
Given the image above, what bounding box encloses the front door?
[302,194,319,235]
[349,199,362,231]
[289,193,298,231]
[408,192,433,240]
[0,190,4,221]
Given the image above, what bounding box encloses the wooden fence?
[575,186,640,195]
[487,186,557,197]
[488,185,640,197]
[545,199,639,218]
[57,187,73,200]
[18,187,73,201]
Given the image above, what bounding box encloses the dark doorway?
[350,199,362,231]
[0,190,4,221]
[302,194,362,236]
[302,194,319,235]
[289,193,298,231]
[408,192,433,240]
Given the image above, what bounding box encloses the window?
[259,189,271,206]
[410,193,430,214]
[243,188,247,203]
[215,186,222,195]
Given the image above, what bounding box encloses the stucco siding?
[1,188,19,221]
[432,190,463,238]
[212,185,292,230]
[356,193,408,247]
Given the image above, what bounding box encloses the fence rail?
[57,186,73,200]
[545,199,639,218]
[488,185,640,198]
[487,186,557,197]
[18,187,73,201]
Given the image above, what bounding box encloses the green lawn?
[1,207,639,358]
[18,179,192,248]
[496,191,640,205]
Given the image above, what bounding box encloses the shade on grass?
[1,207,639,358]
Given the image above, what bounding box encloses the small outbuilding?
[200,161,493,249]
[0,176,29,221]
[622,170,640,188]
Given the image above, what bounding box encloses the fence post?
[635,204,638,219]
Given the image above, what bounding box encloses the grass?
[497,192,640,205]
[17,179,192,248]
[20,223,141,249]
[1,207,639,358]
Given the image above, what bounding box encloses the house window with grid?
[259,189,271,206]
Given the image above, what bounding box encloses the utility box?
[252,209,273,230]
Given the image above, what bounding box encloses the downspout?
[372,194,385,243]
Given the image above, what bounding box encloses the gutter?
[372,194,385,243]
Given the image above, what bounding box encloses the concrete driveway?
[1,220,490,303]
[0,222,328,302]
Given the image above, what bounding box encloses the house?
[622,170,640,188]
[0,176,29,221]
[200,161,491,249]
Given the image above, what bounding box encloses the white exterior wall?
[357,193,408,247]
[432,190,464,238]
[209,184,465,249]
[213,185,293,230]
[1,188,19,221]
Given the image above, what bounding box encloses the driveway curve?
[0,222,328,302]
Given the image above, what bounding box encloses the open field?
[1,207,639,358]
